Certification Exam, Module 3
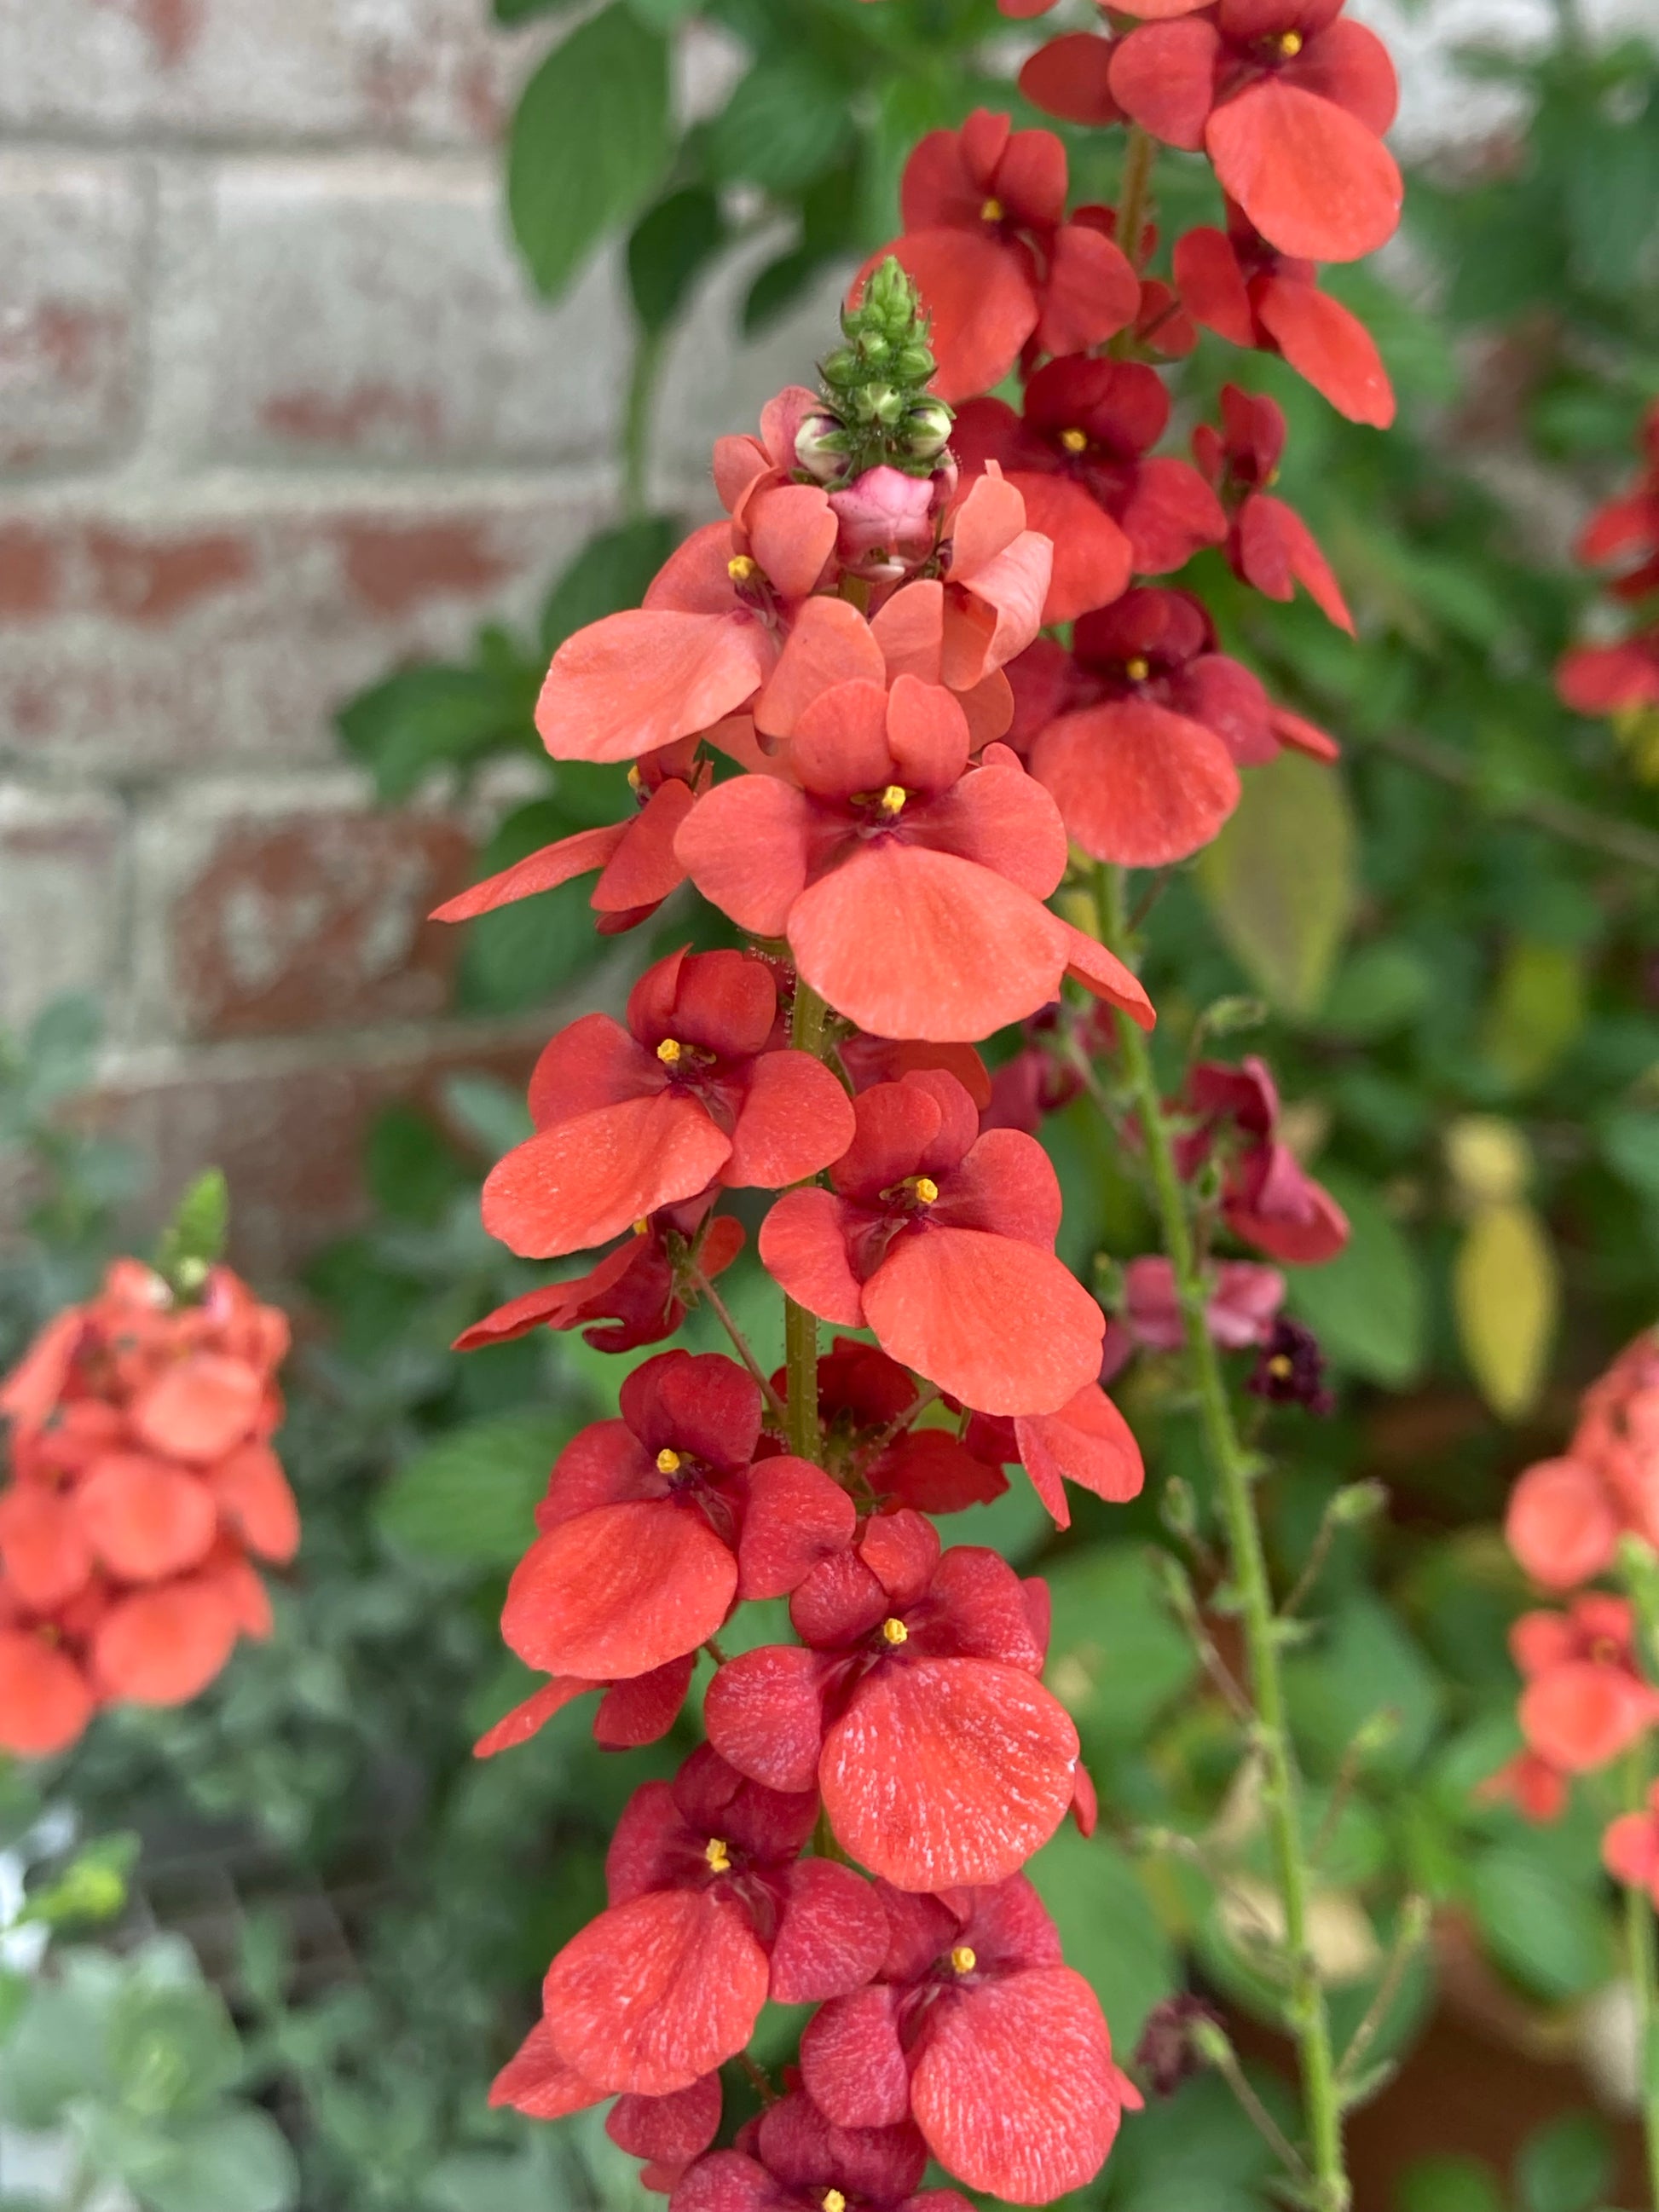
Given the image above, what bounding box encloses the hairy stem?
[1095,864,1349,2212]
[783,976,830,1462]
[1624,1745,1659,2205]
[621,321,666,520]
[1116,125,1157,271]
[692,1267,788,1424]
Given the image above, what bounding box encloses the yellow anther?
[1125,656,1151,682]
[1058,427,1089,454]
[980,197,1003,222]
[950,1944,977,1975]
[656,1037,683,1065]
[1268,1354,1293,1380]
[912,1176,939,1205]
[627,764,643,790]
[656,1447,682,1475]
[728,553,758,582]
[633,1218,650,1236]
[877,783,907,817]
[882,1616,910,1646]
[1264,465,1281,488]
[705,1837,731,1873]
[823,2193,847,2212]
[1278,28,1303,54]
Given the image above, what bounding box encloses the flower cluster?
[1557,400,1659,754]
[441,14,1404,2180]
[0,1259,295,1759]
[1494,1331,1659,1877]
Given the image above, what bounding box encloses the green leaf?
[707,59,853,194]
[1516,2111,1616,2212]
[376,1411,574,1569]
[540,516,681,655]
[1482,940,1586,1091]
[1196,751,1359,1017]
[1602,1108,1659,1199]
[494,0,580,20]
[627,187,726,334]
[107,1979,243,2115]
[1395,2155,1506,2212]
[335,659,539,805]
[154,1169,228,1291]
[1043,1545,1199,1748]
[1026,1826,1179,2048]
[1319,942,1434,1041]
[0,1972,115,2126]
[1564,118,1659,292]
[1453,1199,1558,1421]
[1286,1167,1427,1387]
[1282,1595,1443,1781]
[141,2107,300,2212]
[507,5,671,300]
[1101,2072,1281,2212]
[1470,1839,1615,2001]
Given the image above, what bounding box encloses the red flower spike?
[764,1337,1009,1515]
[760,1073,1106,1416]
[955,358,1225,625]
[501,1350,760,1682]
[1110,3,1402,264]
[457,1204,745,1358]
[1174,211,1393,429]
[482,948,855,1261]
[540,1747,885,2096]
[800,1876,1130,2203]
[871,111,1140,401]
[1604,1784,1659,1907]
[676,680,1150,1044]
[1512,1596,1659,1775]
[707,1516,1080,1889]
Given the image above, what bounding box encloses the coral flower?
[1512,1596,1658,1776]
[1109,0,1402,264]
[954,358,1225,623]
[1505,1455,1623,1592]
[455,1198,745,1357]
[673,2088,970,2212]
[714,386,840,601]
[676,674,1149,1046]
[432,742,699,934]
[0,1622,96,1757]
[704,1508,1080,1888]
[770,1337,1011,1516]
[961,1383,1146,1530]
[501,1350,853,1684]
[876,110,1141,401]
[482,948,855,1261]
[1193,386,1354,632]
[537,1746,887,2096]
[491,2019,721,2195]
[797,1875,1136,2203]
[760,1071,1107,1416]
[1176,1057,1350,1265]
[1175,206,1393,428]
[1604,1782,1659,1906]
[1479,1748,1569,1825]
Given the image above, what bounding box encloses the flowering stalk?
[1096,864,1348,2211]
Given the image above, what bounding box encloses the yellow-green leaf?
[1196,752,1358,1017]
[1453,1199,1559,1420]
[1481,940,1585,1091]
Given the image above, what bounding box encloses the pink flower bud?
[793,410,849,483]
[827,464,939,580]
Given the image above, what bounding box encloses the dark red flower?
[1193,385,1354,634]
[674,669,1152,1045]
[1100,1252,1284,1378]
[760,1071,1106,1415]
[473,1652,698,1761]
[704,1510,1079,1889]
[1246,1317,1333,1412]
[770,1337,1010,1516]
[1513,1595,1659,1776]
[1558,633,1659,718]
[455,1197,745,1357]
[954,358,1225,624]
[797,1875,1136,2203]
[673,2088,968,2212]
[489,2014,723,2196]
[482,948,855,1261]
[1175,206,1393,428]
[1575,400,1659,602]
[1176,1057,1350,1264]
[536,1746,887,2096]
[1016,32,1124,126]
[872,110,1141,402]
[1108,0,1402,265]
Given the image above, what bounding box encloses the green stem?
[622,321,666,520]
[1116,126,1157,270]
[1625,1744,1659,2208]
[1095,863,1349,2212]
[783,977,830,1463]
[692,1267,788,1424]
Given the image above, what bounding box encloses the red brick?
[0,153,143,471]
[335,519,508,617]
[0,785,126,1030]
[86,524,253,624]
[0,524,62,619]
[133,782,473,1042]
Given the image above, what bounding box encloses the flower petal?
[489,2018,604,2120]
[92,1577,241,1707]
[1206,81,1402,263]
[483,1094,733,1262]
[1014,1385,1145,1529]
[1256,274,1394,429]
[1237,492,1355,632]
[864,1229,1104,1415]
[474,1676,597,1759]
[759,1190,869,1330]
[1032,696,1240,867]
[1109,19,1222,150]
[770,1858,891,2004]
[130,1353,262,1462]
[432,821,629,924]
[0,1631,95,1759]
[799,1986,911,2128]
[502,1499,737,1681]
[725,1053,858,1191]
[821,1657,1078,1887]
[674,776,815,939]
[211,1441,301,1563]
[78,1455,218,1583]
[536,610,772,764]
[755,596,887,741]
[0,1485,92,1612]
[593,780,698,914]
[1036,222,1142,356]
[739,1458,858,1602]
[1506,1458,1621,1591]
[703,1644,830,1795]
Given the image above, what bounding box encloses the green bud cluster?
[795,257,956,486]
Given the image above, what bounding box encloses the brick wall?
[0,0,835,1277]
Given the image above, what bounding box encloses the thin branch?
[1368,724,1659,874]
[1336,1897,1431,2097]
[691,1267,787,1424]
[737,2050,779,2106]
[1191,2019,1315,2189]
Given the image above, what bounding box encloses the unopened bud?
[899,396,953,460]
[794,409,850,482]
[1351,1707,1402,1760]
[1160,1477,1199,1542]
[1197,994,1269,1040]
[1330,1479,1388,1527]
